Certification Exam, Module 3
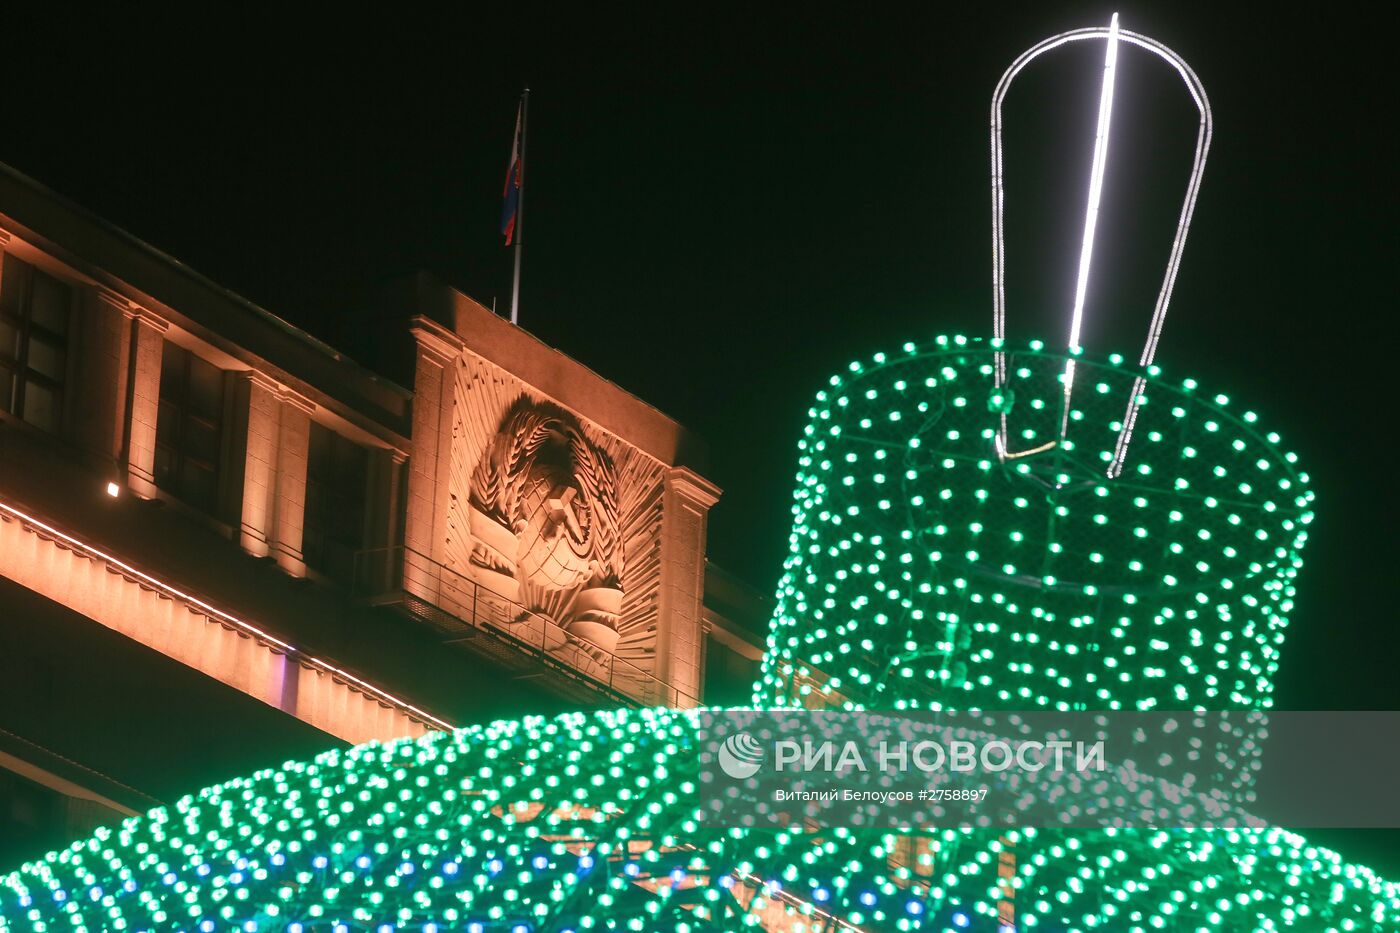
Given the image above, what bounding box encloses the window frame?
[0,253,74,435]
[303,420,371,581]
[154,340,229,517]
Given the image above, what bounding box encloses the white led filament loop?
[990,17,1212,477]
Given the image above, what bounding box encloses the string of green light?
[3,708,1395,931]
[757,336,1312,715]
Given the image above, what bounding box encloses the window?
[155,341,226,514]
[0,253,72,434]
[304,421,369,581]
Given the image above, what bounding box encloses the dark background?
[3,2,1396,867]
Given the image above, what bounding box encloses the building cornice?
[410,314,466,365]
[0,165,414,449]
[277,384,316,415]
[238,368,282,394]
[666,466,722,508]
[127,305,170,332]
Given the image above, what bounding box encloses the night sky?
[5,1,1396,861]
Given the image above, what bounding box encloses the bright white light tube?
[989,18,1213,472]
[1069,12,1121,357]
[1059,13,1121,437]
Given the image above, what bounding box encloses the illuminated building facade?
[0,162,764,867]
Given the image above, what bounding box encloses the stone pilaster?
[365,447,405,548]
[69,289,133,464]
[655,467,721,707]
[404,317,463,569]
[270,388,314,577]
[234,370,282,558]
[123,308,168,498]
[362,447,408,591]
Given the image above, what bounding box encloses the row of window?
[0,253,370,582]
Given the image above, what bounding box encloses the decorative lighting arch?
[990,16,1213,476]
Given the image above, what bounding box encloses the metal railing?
[353,545,698,708]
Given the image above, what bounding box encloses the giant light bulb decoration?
[4,15,1397,933]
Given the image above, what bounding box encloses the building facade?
[0,163,763,867]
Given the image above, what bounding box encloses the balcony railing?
[353,546,698,709]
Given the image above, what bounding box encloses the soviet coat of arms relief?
[443,352,670,698]
[464,397,625,655]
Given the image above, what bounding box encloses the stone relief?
[466,398,624,652]
[445,353,666,684]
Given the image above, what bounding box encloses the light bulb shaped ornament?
[8,18,1399,933]
[990,13,1212,478]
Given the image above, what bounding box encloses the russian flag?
[501,101,523,245]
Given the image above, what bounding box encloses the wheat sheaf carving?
[445,354,666,683]
[467,397,622,588]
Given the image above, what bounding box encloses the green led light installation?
[757,337,1313,714]
[3,338,1393,933]
[1,708,1395,932]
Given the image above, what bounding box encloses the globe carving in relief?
[466,399,624,654]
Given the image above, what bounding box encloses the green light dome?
[3,708,1398,932]
[757,336,1313,713]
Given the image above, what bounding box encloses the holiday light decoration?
[1059,11,1119,440]
[756,337,1312,716]
[3,339,1397,932]
[990,19,1212,474]
[1,706,1398,931]
[4,15,1396,932]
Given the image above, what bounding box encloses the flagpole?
[509,87,530,326]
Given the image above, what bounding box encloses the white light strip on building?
[989,21,1213,472]
[0,497,455,733]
